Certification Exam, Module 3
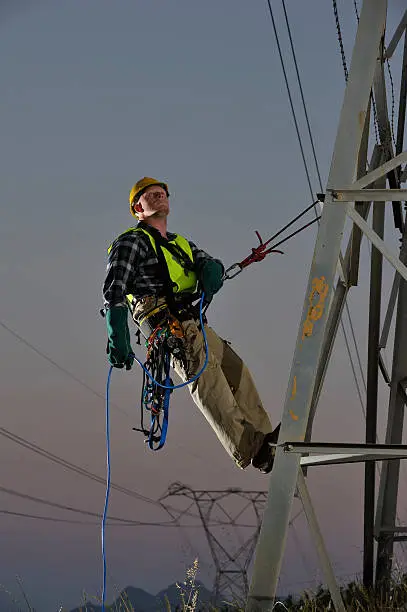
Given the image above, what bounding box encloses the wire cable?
[332,0,348,81]
[0,426,156,502]
[268,0,406,580]
[0,484,161,525]
[0,426,204,521]
[0,508,188,527]
[0,426,244,527]
[352,0,396,148]
[277,0,373,427]
[0,320,131,418]
[0,509,98,526]
[265,0,315,204]
[267,2,369,434]
[271,0,369,422]
[280,0,323,195]
[0,317,233,495]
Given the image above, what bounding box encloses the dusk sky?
[1,1,407,610]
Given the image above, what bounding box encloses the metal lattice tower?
[161,483,267,605]
[246,2,407,611]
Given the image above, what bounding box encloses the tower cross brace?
[246,2,407,610]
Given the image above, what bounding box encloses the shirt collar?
[137,220,176,241]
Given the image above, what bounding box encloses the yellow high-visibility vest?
[107,227,198,306]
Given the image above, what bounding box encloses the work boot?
[251,423,281,474]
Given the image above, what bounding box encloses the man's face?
[135,185,169,219]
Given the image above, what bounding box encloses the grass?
[5,563,407,611]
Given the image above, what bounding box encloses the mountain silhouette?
[69,580,219,611]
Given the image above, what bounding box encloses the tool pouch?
[132,296,171,341]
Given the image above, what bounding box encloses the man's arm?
[102,234,140,369]
[103,235,140,309]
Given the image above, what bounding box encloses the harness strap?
[137,223,191,316]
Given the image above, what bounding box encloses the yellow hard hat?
[129,177,169,216]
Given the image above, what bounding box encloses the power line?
[269,0,407,576]
[0,508,105,526]
[341,321,365,417]
[0,316,233,518]
[0,426,180,506]
[0,319,130,418]
[0,508,193,528]
[0,483,173,525]
[0,426,224,523]
[0,314,237,484]
[265,0,315,205]
[277,1,392,425]
[0,426,148,501]
[269,0,369,425]
[284,0,404,486]
[280,0,323,194]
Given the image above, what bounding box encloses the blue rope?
[102,293,209,610]
[148,351,171,450]
[102,365,113,612]
[129,292,209,390]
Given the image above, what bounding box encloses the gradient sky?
[1,1,407,610]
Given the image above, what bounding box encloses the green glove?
[199,260,224,304]
[105,306,134,370]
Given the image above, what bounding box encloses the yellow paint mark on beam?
[291,375,297,399]
[302,276,329,341]
[289,377,298,420]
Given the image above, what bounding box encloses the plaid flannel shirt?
[102,222,223,309]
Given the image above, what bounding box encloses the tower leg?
[247,2,387,610]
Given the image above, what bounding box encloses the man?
[102,177,280,473]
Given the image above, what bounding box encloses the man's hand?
[105,306,134,370]
[198,260,224,304]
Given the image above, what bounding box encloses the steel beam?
[332,188,407,201]
[246,4,387,608]
[364,193,385,587]
[349,151,407,189]
[376,229,407,585]
[375,20,407,586]
[373,46,404,232]
[304,121,376,447]
[384,10,407,59]
[301,452,407,467]
[296,470,346,612]
[348,133,378,287]
[283,442,407,457]
[380,525,407,534]
[346,205,407,283]
[396,30,407,166]
[379,271,400,349]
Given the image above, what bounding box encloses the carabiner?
[224,263,242,280]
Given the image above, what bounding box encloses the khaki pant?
[132,298,273,469]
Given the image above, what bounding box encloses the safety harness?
[106,222,203,450]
